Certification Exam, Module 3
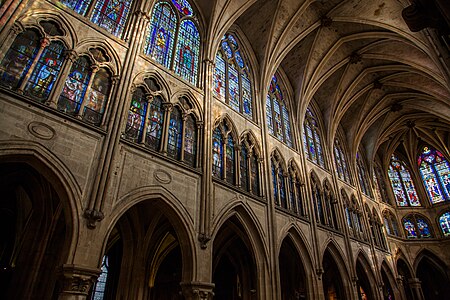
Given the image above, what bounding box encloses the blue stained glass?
[419,146,450,204]
[272,162,278,202]
[439,212,450,237]
[226,136,235,185]
[251,155,259,195]
[60,0,92,15]
[172,0,193,16]
[273,98,283,140]
[401,168,420,206]
[266,95,274,134]
[212,128,223,178]
[84,68,111,125]
[278,167,286,208]
[58,56,91,114]
[184,115,196,167]
[222,40,232,59]
[282,106,292,147]
[334,145,343,179]
[92,255,109,300]
[228,63,239,112]
[314,129,324,166]
[306,125,316,162]
[145,3,177,68]
[146,96,164,151]
[389,155,420,206]
[91,0,133,37]
[25,41,65,101]
[0,30,39,90]
[124,88,147,142]
[228,34,238,49]
[242,72,252,117]
[214,52,226,101]
[174,19,200,85]
[240,146,248,191]
[404,219,417,238]
[289,175,295,210]
[235,51,244,68]
[167,107,183,159]
[417,218,431,237]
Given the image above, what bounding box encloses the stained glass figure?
[214,52,226,101]
[92,255,109,300]
[334,139,350,183]
[278,166,287,208]
[91,0,132,37]
[403,219,417,238]
[418,146,450,204]
[266,95,274,135]
[58,56,91,114]
[144,3,177,68]
[171,0,193,16]
[417,218,431,238]
[289,174,296,211]
[184,115,197,167]
[25,41,65,101]
[145,96,163,151]
[388,155,420,206]
[250,154,259,196]
[0,30,39,90]
[214,33,253,118]
[357,153,372,197]
[240,146,249,191]
[272,161,279,202]
[212,128,223,178]
[226,136,235,185]
[83,68,111,125]
[174,20,200,85]
[60,0,92,15]
[124,88,147,143]
[303,108,325,167]
[439,212,450,237]
[167,107,183,159]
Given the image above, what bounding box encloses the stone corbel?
[58,264,102,297]
[181,281,215,300]
[198,233,211,249]
[84,209,104,229]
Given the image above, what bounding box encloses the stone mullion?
[195,121,203,169]
[46,50,77,108]
[222,132,228,181]
[76,65,99,118]
[284,172,292,210]
[235,144,241,187]
[99,75,120,127]
[291,174,299,214]
[86,10,150,220]
[139,94,154,144]
[17,37,49,93]
[160,103,173,154]
[257,157,263,197]
[0,23,22,61]
[180,113,188,162]
[247,151,253,193]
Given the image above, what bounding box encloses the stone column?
[58,264,101,300]
[47,50,78,108]
[76,65,100,118]
[408,277,425,300]
[181,282,215,300]
[18,37,50,93]
[160,102,173,153]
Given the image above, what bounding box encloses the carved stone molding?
[84,209,104,229]
[59,264,101,296]
[181,281,215,300]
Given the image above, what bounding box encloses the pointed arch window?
[240,145,249,191]
[91,0,133,37]
[374,165,390,205]
[266,75,293,147]
[383,211,399,237]
[272,154,287,208]
[183,115,197,167]
[311,175,325,224]
[167,107,183,159]
[239,135,261,196]
[334,138,350,183]
[288,162,305,216]
[145,0,200,85]
[439,212,450,237]
[213,33,253,118]
[124,87,147,143]
[212,120,237,184]
[250,151,260,196]
[212,127,224,178]
[388,154,420,207]
[418,146,450,204]
[403,214,432,238]
[91,255,109,300]
[357,152,372,197]
[145,95,164,151]
[225,136,235,185]
[303,108,325,167]
[323,182,338,230]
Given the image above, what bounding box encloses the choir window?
[334,138,351,183]
[356,152,372,197]
[403,214,432,239]
[240,133,261,196]
[388,154,420,207]
[439,211,450,237]
[418,146,450,204]
[272,152,287,209]
[288,161,306,217]
[303,108,325,167]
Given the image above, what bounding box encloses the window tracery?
[356,152,372,197]
[418,146,450,204]
[303,108,324,167]
[334,138,350,183]
[272,152,287,208]
[388,154,420,207]
[383,211,399,237]
[403,214,432,239]
[288,161,306,217]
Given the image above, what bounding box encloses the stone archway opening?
[278,236,307,299]
[416,255,450,300]
[322,249,346,300]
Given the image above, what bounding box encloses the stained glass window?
[303,108,325,167]
[92,255,109,300]
[146,0,200,85]
[184,115,197,167]
[0,30,39,90]
[374,165,390,204]
[403,215,433,239]
[250,154,259,196]
[334,138,351,183]
[167,107,183,159]
[240,146,249,191]
[272,154,287,208]
[357,153,372,197]
[272,161,278,203]
[124,88,147,142]
[225,136,235,185]
[91,0,132,37]
[418,146,450,204]
[214,33,253,118]
[267,75,293,146]
[25,41,65,101]
[288,163,304,216]
[83,68,111,125]
[278,166,287,208]
[58,56,91,114]
[174,20,200,85]
[60,0,92,15]
[145,96,164,151]
[388,155,420,206]
[212,128,223,178]
[144,3,177,68]
[439,212,450,237]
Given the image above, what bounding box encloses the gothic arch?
[321,240,352,300]
[240,130,261,156]
[171,90,203,120]
[277,225,314,271]
[73,39,122,75]
[213,114,239,142]
[355,251,378,300]
[132,71,172,100]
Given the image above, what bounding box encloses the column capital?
[180,281,215,300]
[58,264,101,297]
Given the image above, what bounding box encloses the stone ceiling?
[193,0,450,165]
